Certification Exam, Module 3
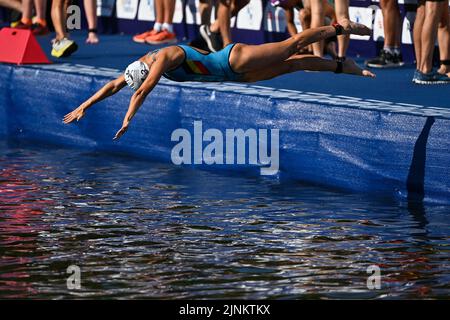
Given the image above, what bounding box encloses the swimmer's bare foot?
[340,19,372,36]
[343,59,376,78]
[86,32,99,44]
[63,104,86,124]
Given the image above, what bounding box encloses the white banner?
[236,0,263,31]
[264,4,287,32]
[173,0,184,23]
[185,0,201,25]
[97,0,116,17]
[137,0,155,21]
[116,0,139,20]
[349,6,372,41]
[401,11,415,45]
[372,7,384,42]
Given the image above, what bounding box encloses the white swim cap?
[124,60,150,91]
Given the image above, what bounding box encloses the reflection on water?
[0,139,449,299]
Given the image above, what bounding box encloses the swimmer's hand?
[339,19,372,36]
[63,104,87,124]
[343,59,376,78]
[113,123,129,140]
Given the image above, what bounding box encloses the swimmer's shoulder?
[143,45,185,67]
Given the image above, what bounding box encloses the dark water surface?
[0,139,449,299]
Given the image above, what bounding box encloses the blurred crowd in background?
[0,0,449,84]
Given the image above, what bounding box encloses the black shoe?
[199,24,223,52]
[393,52,404,67]
[365,49,404,68]
[188,35,211,52]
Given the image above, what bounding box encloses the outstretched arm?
[113,54,169,140]
[63,75,127,124]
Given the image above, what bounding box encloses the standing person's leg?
[84,0,99,44]
[366,0,403,67]
[15,0,32,29]
[199,0,212,25]
[419,1,442,74]
[155,0,164,30]
[414,0,449,83]
[51,0,66,40]
[299,7,311,31]
[299,7,313,53]
[146,0,177,44]
[413,1,425,69]
[310,0,325,57]
[381,0,400,51]
[437,4,450,76]
[162,0,175,32]
[334,0,349,60]
[0,0,22,12]
[221,0,248,43]
[133,0,163,43]
[31,0,48,35]
[213,0,232,46]
[201,0,248,51]
[51,0,78,57]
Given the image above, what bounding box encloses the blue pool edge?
[0,63,449,204]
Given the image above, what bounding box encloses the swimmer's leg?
[230,20,371,74]
[241,55,375,82]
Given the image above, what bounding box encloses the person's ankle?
[153,22,162,32]
[209,23,219,33]
[162,23,173,33]
[439,60,450,74]
[438,65,450,75]
[383,46,395,54]
[55,34,67,41]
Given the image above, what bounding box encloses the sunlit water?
[0,139,449,299]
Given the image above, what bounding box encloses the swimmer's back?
[162,44,242,82]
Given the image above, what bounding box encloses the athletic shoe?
[10,17,20,28]
[412,70,450,85]
[145,30,177,45]
[51,38,78,58]
[412,70,419,83]
[199,24,223,52]
[9,10,21,28]
[133,29,159,43]
[365,49,404,68]
[31,23,49,36]
[13,21,32,30]
[189,35,211,52]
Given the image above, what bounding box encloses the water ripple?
[0,139,449,299]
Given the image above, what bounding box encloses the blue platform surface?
[1,33,449,204]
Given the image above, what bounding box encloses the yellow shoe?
[11,16,36,28]
[10,20,20,28]
[51,38,78,58]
